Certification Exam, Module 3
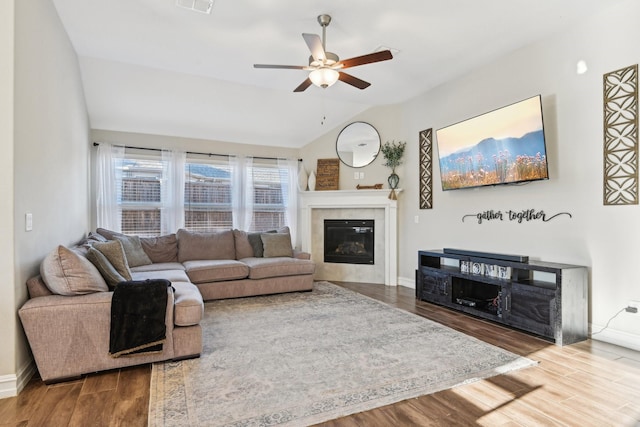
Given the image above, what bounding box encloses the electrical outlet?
[627,300,640,314]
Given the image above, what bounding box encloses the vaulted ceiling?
[51,0,618,148]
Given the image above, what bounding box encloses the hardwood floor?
[2,281,640,426]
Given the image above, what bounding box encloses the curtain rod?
[92,142,302,162]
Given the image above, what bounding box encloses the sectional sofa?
[19,227,315,383]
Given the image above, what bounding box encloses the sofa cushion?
[182,260,249,284]
[92,240,133,281]
[130,262,185,273]
[140,234,178,263]
[233,229,254,259]
[172,282,204,326]
[40,246,109,295]
[131,269,191,283]
[242,257,316,280]
[261,233,293,258]
[177,229,236,262]
[86,247,128,288]
[96,228,153,267]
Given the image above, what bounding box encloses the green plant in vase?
[381,140,406,199]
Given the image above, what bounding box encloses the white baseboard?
[397,276,415,289]
[590,324,640,352]
[0,359,36,399]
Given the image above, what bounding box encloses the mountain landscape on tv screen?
[439,129,548,190]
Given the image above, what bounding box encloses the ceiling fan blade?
[302,33,326,62]
[294,78,313,92]
[338,72,371,90]
[336,50,393,70]
[254,64,307,70]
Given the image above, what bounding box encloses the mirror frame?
[336,122,381,168]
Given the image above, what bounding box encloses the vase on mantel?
[298,162,308,191]
[388,171,399,200]
[308,171,316,191]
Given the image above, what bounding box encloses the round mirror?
[336,122,381,168]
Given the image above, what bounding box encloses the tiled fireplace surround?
[300,190,399,286]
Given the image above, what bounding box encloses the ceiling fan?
[253,14,393,92]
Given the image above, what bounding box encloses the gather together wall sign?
[462,209,572,224]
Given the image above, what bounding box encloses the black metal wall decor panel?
[419,128,433,209]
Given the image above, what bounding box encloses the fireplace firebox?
[324,219,374,264]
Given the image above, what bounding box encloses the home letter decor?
[603,64,638,205]
[419,128,433,209]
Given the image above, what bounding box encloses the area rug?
[148,282,536,426]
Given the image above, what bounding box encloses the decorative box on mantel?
[299,189,401,286]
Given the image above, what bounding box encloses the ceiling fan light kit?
[309,68,340,88]
[253,14,393,92]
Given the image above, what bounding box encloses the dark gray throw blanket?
[109,279,172,358]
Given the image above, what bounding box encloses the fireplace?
[324,219,374,264]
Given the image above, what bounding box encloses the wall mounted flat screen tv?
[435,95,549,191]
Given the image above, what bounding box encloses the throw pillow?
[177,229,236,262]
[86,247,127,289]
[233,229,254,259]
[247,232,266,257]
[95,228,153,267]
[140,233,178,263]
[247,227,291,257]
[261,233,293,258]
[92,240,133,281]
[40,246,109,295]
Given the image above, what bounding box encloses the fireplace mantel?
[299,189,401,286]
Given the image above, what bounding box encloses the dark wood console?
[416,249,588,346]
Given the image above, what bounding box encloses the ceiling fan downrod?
[318,14,331,52]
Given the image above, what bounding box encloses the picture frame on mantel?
[316,158,340,190]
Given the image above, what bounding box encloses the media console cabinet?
[416,249,588,346]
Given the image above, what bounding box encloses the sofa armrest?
[293,250,311,260]
[19,289,176,382]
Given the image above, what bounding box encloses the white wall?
[299,104,405,192]
[0,0,17,398]
[3,0,91,397]
[302,0,640,350]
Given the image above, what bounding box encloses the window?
[118,157,164,237]
[184,161,233,231]
[101,149,297,239]
[249,161,289,231]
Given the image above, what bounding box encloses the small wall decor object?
[419,128,433,209]
[381,140,406,200]
[603,64,638,205]
[316,158,340,190]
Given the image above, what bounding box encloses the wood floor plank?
[26,381,83,427]
[80,369,119,395]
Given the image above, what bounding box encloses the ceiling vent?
[176,0,215,14]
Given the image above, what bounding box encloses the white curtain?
[278,158,299,246]
[231,156,254,230]
[96,142,124,231]
[161,149,186,234]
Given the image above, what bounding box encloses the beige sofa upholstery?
[19,227,315,383]
[19,275,203,383]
